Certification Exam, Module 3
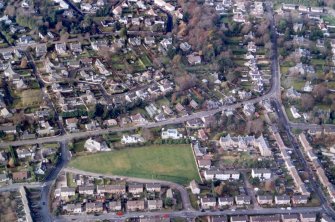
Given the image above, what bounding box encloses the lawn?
[69,144,200,185]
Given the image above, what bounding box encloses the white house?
[161,128,183,139]
[251,169,271,180]
[84,138,110,152]
[121,134,144,144]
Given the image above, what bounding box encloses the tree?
[250,177,261,186]
[20,57,28,69]
[312,84,327,102]
[175,74,196,91]
[164,197,174,207]
[301,94,315,111]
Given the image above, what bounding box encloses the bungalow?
[127,200,145,211]
[146,183,161,193]
[147,199,163,210]
[235,195,251,205]
[257,195,273,205]
[128,183,143,194]
[218,197,234,207]
[86,202,103,213]
[209,216,228,222]
[109,201,122,211]
[78,186,95,195]
[63,203,82,213]
[275,195,291,205]
[201,197,216,209]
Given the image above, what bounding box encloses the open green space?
[69,144,200,185]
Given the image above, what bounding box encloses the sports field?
[69,144,200,185]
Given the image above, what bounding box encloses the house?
[204,169,217,180]
[69,42,82,53]
[109,201,122,211]
[189,100,199,109]
[97,185,126,194]
[103,119,118,127]
[0,173,9,182]
[235,195,251,205]
[291,195,308,205]
[290,106,301,119]
[63,203,82,213]
[16,148,34,159]
[175,103,185,113]
[85,202,103,213]
[161,128,183,139]
[84,138,110,152]
[78,186,95,195]
[147,199,163,210]
[130,113,147,124]
[300,213,316,222]
[230,216,248,222]
[1,108,12,118]
[186,118,205,128]
[127,200,145,211]
[35,44,47,57]
[60,187,76,199]
[146,183,161,193]
[198,159,211,169]
[55,43,67,54]
[275,195,291,205]
[208,216,228,222]
[281,214,299,222]
[251,169,271,180]
[180,42,191,52]
[144,36,155,45]
[200,197,216,209]
[65,118,78,131]
[0,125,17,134]
[121,134,145,144]
[187,53,201,65]
[257,195,273,205]
[218,197,234,207]
[128,183,143,194]
[189,180,200,194]
[249,215,281,222]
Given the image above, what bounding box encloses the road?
[54,206,323,221]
